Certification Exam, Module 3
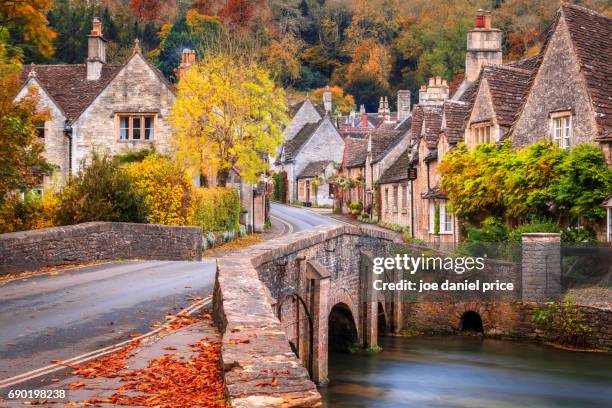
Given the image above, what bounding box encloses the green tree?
[56,153,147,225]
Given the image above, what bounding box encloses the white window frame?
[440,201,454,234]
[402,184,408,209]
[470,122,493,146]
[429,201,436,233]
[551,113,572,149]
[393,185,399,212]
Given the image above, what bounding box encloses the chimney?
[397,90,411,122]
[360,104,368,127]
[383,97,392,122]
[323,85,332,114]
[378,97,384,117]
[87,18,106,81]
[418,77,448,106]
[465,9,501,82]
[178,48,196,80]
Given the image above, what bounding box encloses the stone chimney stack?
[465,9,502,82]
[418,77,448,106]
[323,86,333,114]
[397,90,411,122]
[360,104,368,127]
[87,18,106,81]
[378,97,384,117]
[178,49,196,80]
[383,97,392,122]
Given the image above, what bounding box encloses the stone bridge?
[214,225,611,407]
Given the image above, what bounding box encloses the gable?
[511,14,599,147]
[284,99,323,140]
[16,77,65,120]
[468,77,496,126]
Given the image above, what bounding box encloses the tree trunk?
[217,168,230,187]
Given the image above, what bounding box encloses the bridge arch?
[328,302,359,352]
[461,310,484,333]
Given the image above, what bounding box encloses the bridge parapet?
[214,224,401,406]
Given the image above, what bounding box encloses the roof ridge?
[484,64,532,75]
[561,2,612,21]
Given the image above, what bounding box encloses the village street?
[0,204,337,389]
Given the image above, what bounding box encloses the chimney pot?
[475,9,485,28]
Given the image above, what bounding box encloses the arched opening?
[461,311,484,333]
[329,303,358,352]
[377,302,387,335]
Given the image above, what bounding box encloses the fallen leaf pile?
[67,312,226,407]
[73,340,142,379]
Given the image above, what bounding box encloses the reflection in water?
[320,336,612,408]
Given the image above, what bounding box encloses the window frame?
[116,114,156,141]
[440,201,454,234]
[470,122,493,145]
[551,112,572,150]
[35,122,46,139]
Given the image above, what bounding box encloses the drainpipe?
[63,123,73,176]
[410,179,415,238]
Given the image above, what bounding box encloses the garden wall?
[0,222,203,275]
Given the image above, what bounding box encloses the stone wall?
[401,301,612,350]
[0,222,203,275]
[214,224,400,406]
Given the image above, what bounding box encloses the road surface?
[0,260,216,387]
[270,203,340,232]
[0,203,336,389]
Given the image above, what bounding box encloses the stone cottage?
[296,160,336,206]
[510,3,611,165]
[339,137,368,210]
[17,18,176,191]
[275,115,344,203]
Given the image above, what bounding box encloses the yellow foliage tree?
[126,154,194,226]
[311,86,356,115]
[346,38,392,87]
[171,54,288,186]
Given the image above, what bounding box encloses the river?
[320,335,612,408]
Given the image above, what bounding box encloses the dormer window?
[551,112,572,149]
[471,123,492,144]
[117,114,155,141]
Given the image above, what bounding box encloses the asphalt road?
[0,204,336,390]
[270,203,340,232]
[0,260,216,387]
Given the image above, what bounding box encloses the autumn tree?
[311,86,355,115]
[170,54,288,186]
[0,37,52,205]
[129,0,161,23]
[0,0,56,58]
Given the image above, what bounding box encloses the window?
[117,114,155,140]
[429,201,436,233]
[393,186,399,211]
[35,123,45,138]
[440,201,454,234]
[402,184,408,209]
[385,187,389,209]
[607,207,612,242]
[472,124,493,145]
[552,114,571,149]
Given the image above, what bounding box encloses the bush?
[56,153,147,225]
[192,187,241,233]
[507,219,560,242]
[0,192,59,233]
[272,171,287,203]
[127,154,194,225]
[464,217,508,243]
[532,297,592,348]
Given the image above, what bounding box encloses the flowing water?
[320,336,612,408]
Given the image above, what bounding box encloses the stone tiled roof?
[423,107,443,145]
[561,4,612,136]
[297,160,332,179]
[441,101,469,143]
[380,147,411,184]
[370,128,405,163]
[20,64,123,122]
[342,137,368,168]
[480,64,535,127]
[282,119,323,161]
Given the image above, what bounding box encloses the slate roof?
[297,160,332,179]
[379,147,411,184]
[370,128,405,163]
[422,107,443,148]
[441,101,470,143]
[282,119,323,161]
[343,137,368,168]
[560,3,612,136]
[479,64,535,127]
[20,64,123,122]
